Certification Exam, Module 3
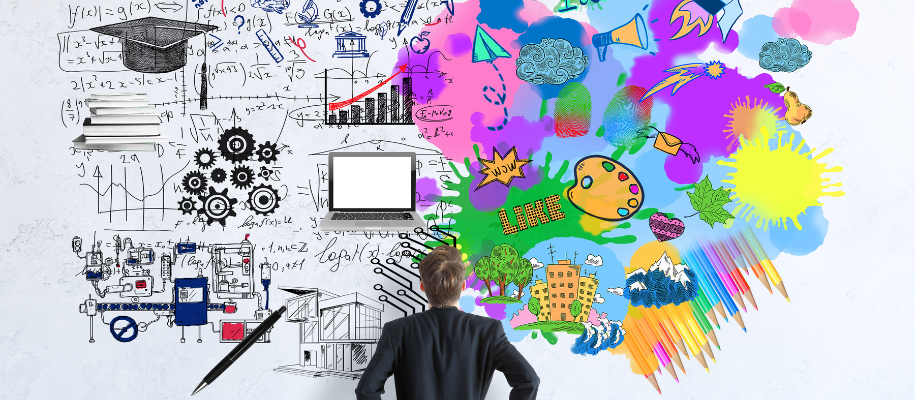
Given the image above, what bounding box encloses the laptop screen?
[330,153,415,211]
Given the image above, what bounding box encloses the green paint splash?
[541,330,558,345]
[442,152,636,262]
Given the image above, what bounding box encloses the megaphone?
[592,14,649,62]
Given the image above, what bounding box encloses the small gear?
[182,170,208,195]
[194,148,217,169]
[197,187,238,227]
[258,166,273,180]
[256,141,279,164]
[359,0,382,18]
[211,168,227,184]
[230,165,255,190]
[218,127,256,163]
[177,197,196,215]
[247,184,280,216]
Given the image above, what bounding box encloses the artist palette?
[566,155,644,221]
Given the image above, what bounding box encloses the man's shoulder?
[385,309,501,333]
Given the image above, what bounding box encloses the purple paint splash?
[627,0,784,184]
[416,177,442,212]
[466,272,507,320]
[464,114,555,211]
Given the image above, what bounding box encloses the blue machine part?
[175,277,208,326]
[109,315,139,342]
[86,270,104,280]
[177,242,197,254]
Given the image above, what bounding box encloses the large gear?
[218,127,256,163]
[177,197,196,215]
[210,168,227,183]
[256,141,279,164]
[247,184,280,216]
[197,187,238,227]
[359,0,382,18]
[194,148,217,169]
[182,170,208,195]
[230,165,256,190]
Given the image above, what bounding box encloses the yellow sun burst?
[717,127,844,230]
[705,61,725,79]
[723,97,784,152]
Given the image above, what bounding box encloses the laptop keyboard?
[332,212,414,221]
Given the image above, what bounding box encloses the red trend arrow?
[330,64,408,111]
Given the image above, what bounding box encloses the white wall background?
[0,0,912,399]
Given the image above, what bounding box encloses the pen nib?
[192,381,208,396]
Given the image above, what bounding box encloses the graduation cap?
[91,17,218,73]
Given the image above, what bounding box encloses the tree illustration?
[570,299,582,318]
[528,296,541,316]
[491,244,520,297]
[474,244,535,299]
[473,257,496,297]
[513,257,533,300]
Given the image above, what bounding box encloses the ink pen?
[192,305,287,396]
[398,0,419,36]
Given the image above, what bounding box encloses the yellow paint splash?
[723,97,783,152]
[717,127,844,230]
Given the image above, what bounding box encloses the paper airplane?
[716,0,743,43]
[472,25,511,63]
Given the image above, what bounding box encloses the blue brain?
[516,38,589,85]
[759,38,812,73]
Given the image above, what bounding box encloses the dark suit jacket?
[355,306,539,400]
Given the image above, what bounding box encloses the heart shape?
[649,212,685,242]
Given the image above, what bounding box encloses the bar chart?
[323,69,416,126]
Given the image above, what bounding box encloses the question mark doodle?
[234,15,245,34]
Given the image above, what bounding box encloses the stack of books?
[72,93,168,152]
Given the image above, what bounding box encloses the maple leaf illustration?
[686,175,735,228]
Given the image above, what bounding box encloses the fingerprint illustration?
[601,86,653,146]
[554,82,592,138]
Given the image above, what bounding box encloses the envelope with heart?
[653,132,682,156]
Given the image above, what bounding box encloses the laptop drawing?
[319,152,425,231]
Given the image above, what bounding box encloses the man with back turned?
[355,245,540,400]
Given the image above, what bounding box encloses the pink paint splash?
[397,0,554,161]
[773,0,859,45]
[509,305,538,328]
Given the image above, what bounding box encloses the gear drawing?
[218,127,256,163]
[247,184,280,216]
[359,0,382,18]
[230,165,256,190]
[258,166,273,180]
[182,170,208,195]
[178,197,196,215]
[194,148,217,169]
[197,187,238,226]
[210,168,227,184]
[256,141,279,164]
